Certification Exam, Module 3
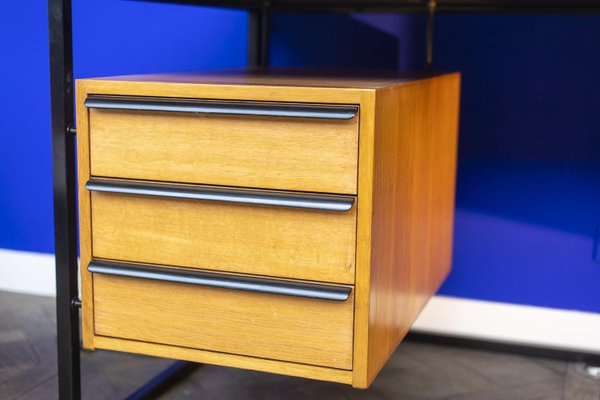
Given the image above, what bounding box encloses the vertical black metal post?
[425,0,436,70]
[248,6,269,68]
[248,9,260,67]
[48,0,81,399]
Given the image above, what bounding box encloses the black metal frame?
[49,1,80,398]
[141,0,600,13]
[49,0,600,399]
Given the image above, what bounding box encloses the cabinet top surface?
[80,68,454,90]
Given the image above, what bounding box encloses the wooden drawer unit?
[76,70,461,388]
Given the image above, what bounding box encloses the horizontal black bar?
[85,95,357,120]
[88,260,353,301]
[126,361,199,400]
[133,0,600,13]
[270,0,600,12]
[86,179,355,211]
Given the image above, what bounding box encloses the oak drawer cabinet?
[76,70,461,389]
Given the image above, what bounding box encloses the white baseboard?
[1,248,599,355]
[412,296,600,354]
[0,248,56,297]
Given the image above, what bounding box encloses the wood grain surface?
[93,274,354,370]
[358,73,461,387]
[89,108,358,194]
[90,69,439,89]
[90,191,356,284]
[351,90,376,388]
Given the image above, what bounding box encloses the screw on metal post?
[71,297,81,310]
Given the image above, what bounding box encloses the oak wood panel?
[93,335,354,385]
[85,69,435,89]
[78,79,367,111]
[351,91,377,388]
[89,108,358,194]
[75,83,95,349]
[90,191,356,284]
[93,274,354,370]
[363,73,461,386]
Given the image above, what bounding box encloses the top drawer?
[86,96,359,194]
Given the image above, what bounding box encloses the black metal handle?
[85,95,358,120]
[88,260,352,301]
[86,179,354,212]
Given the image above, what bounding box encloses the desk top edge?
[77,68,459,91]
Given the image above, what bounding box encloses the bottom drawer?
[91,263,354,370]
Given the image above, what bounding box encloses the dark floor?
[1,290,599,400]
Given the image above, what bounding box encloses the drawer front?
[87,97,359,194]
[92,266,354,370]
[90,184,357,284]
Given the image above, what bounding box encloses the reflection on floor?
[1,290,598,400]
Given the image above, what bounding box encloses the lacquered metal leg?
[248,7,269,68]
[48,0,80,398]
[126,361,199,400]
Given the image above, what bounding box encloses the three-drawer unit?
[76,70,460,388]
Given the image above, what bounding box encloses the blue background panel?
[429,15,600,312]
[0,0,247,253]
[0,3,599,313]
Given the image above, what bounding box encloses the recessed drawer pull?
[84,95,358,120]
[86,179,354,212]
[88,261,352,301]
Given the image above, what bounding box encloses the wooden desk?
[75,69,460,388]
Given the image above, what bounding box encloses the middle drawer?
[89,180,357,284]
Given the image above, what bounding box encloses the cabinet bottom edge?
[91,335,354,385]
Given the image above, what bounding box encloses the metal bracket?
[67,125,77,136]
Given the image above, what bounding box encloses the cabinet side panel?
[75,82,94,349]
[367,74,461,384]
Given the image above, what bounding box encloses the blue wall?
[1,2,599,313]
[0,0,246,253]
[0,0,53,253]
[431,15,600,313]
[268,13,600,313]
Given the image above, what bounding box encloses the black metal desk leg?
[248,7,269,68]
[126,361,200,400]
[48,0,81,399]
